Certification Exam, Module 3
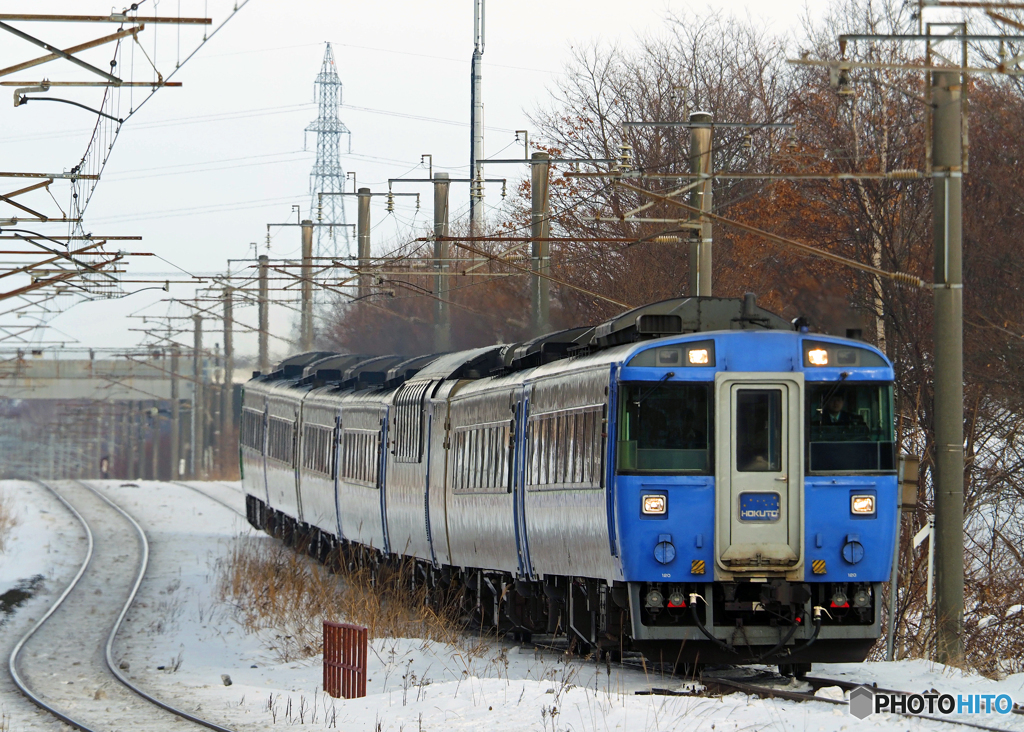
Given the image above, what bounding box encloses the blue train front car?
[609,300,896,665]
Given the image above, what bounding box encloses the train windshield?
[617,382,711,474]
[807,382,895,472]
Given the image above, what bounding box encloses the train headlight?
[687,348,709,365]
[642,494,667,515]
[851,495,876,515]
[807,348,829,366]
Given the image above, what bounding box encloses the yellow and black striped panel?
[812,559,827,575]
[691,559,706,575]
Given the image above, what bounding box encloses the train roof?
[589,293,791,348]
[246,295,889,398]
[404,345,503,382]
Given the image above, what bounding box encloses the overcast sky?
[1,0,825,361]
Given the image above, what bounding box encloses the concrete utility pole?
[688,111,713,296]
[133,401,142,479]
[300,219,315,351]
[931,69,964,665]
[258,254,270,373]
[222,286,234,456]
[432,173,451,351]
[150,404,159,480]
[530,152,551,337]
[170,345,180,481]
[469,0,486,234]
[193,314,204,479]
[357,188,371,298]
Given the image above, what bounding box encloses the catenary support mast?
[433,172,451,351]
[931,69,965,665]
[300,219,314,351]
[469,0,485,234]
[530,152,551,337]
[688,111,713,296]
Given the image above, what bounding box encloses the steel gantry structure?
[0,4,249,345]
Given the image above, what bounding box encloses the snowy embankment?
[2,479,1024,731]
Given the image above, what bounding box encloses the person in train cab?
[678,408,706,448]
[817,393,864,426]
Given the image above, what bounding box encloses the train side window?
[267,417,294,464]
[527,407,605,490]
[302,424,334,476]
[338,428,381,486]
[451,421,512,495]
[240,409,264,451]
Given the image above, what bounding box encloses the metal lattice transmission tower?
[306,43,352,259]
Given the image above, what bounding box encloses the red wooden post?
[323,621,367,699]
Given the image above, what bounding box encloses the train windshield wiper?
[632,372,675,407]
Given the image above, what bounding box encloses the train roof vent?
[412,346,504,382]
[506,327,595,372]
[591,295,789,348]
[340,355,406,390]
[267,351,336,380]
[452,347,504,380]
[300,354,374,385]
[385,353,443,388]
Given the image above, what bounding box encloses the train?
[240,295,898,672]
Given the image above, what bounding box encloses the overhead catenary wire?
[614,180,927,288]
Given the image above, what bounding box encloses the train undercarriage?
[246,496,879,672]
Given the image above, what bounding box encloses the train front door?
[715,373,804,576]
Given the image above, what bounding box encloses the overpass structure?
[0,349,236,481]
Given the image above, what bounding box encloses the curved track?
[8,480,238,732]
[170,480,247,519]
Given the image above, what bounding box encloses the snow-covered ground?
[2,478,1024,731]
[0,480,89,730]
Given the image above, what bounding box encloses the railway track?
[169,480,247,520]
[8,480,238,732]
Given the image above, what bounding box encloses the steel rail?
[169,480,247,519]
[8,480,100,732]
[76,480,240,732]
[8,479,240,732]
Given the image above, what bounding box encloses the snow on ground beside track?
[0,480,83,599]
[7,479,1024,731]
[0,479,90,731]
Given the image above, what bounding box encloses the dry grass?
[0,489,18,553]
[216,536,466,662]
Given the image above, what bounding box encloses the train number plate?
[739,492,780,522]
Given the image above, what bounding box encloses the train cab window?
[807,383,895,472]
[617,382,711,474]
